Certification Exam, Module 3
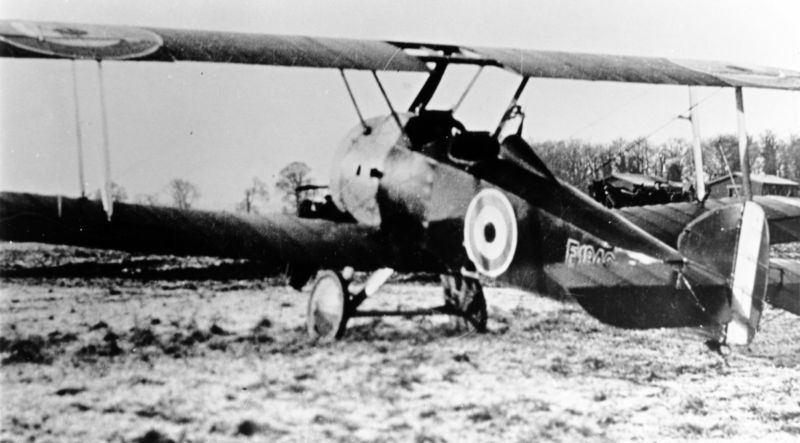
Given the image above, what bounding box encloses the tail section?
[727,202,770,344]
[678,201,770,345]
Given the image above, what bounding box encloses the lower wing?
[0,192,437,274]
[768,259,800,315]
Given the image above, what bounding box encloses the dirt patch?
[1,244,800,442]
[131,429,176,443]
[1,335,51,364]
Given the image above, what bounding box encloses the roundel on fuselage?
[463,188,518,277]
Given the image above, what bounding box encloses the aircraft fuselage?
[328,112,679,294]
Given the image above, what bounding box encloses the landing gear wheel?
[306,270,349,341]
[442,274,488,332]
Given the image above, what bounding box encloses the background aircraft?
[0,20,798,346]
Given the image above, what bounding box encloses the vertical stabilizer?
[726,201,769,345]
[677,201,770,345]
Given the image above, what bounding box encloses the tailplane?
[678,201,770,345]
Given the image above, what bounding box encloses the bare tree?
[134,193,161,206]
[236,177,270,214]
[530,132,798,194]
[704,134,757,179]
[93,182,128,202]
[275,161,312,213]
[760,131,780,176]
[168,179,200,210]
[532,139,609,189]
[778,135,800,182]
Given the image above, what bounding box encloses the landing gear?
[306,268,392,341]
[442,274,488,332]
[305,269,488,340]
[306,270,349,341]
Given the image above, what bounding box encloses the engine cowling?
[329,111,468,229]
[329,114,411,226]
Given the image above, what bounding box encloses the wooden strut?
[493,76,529,138]
[339,69,371,135]
[71,60,87,198]
[736,87,753,201]
[688,87,706,201]
[371,70,405,134]
[408,63,447,113]
[96,60,113,220]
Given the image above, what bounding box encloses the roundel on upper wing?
[463,188,518,277]
[0,20,163,60]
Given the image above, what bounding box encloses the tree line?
[97,161,313,214]
[99,131,798,212]
[531,131,800,191]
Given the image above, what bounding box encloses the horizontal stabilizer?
[544,261,731,329]
[767,259,800,316]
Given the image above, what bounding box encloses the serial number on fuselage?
[564,238,615,265]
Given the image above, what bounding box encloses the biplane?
[1,20,799,346]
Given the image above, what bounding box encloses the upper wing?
[618,196,800,246]
[0,192,437,274]
[1,20,799,90]
[0,20,428,71]
[471,47,800,90]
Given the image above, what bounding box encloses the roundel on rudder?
[463,188,518,278]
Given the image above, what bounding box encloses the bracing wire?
[595,89,724,173]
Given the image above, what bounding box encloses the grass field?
[1,244,799,442]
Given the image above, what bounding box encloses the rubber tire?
[306,270,349,341]
[442,274,488,333]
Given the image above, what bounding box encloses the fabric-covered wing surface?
[1,20,799,90]
[0,192,435,273]
[618,196,800,246]
[768,259,800,315]
[470,47,800,90]
[0,20,428,71]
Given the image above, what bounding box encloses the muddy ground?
[1,243,799,442]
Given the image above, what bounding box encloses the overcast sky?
[1,0,798,210]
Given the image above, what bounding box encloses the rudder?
[678,201,770,345]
